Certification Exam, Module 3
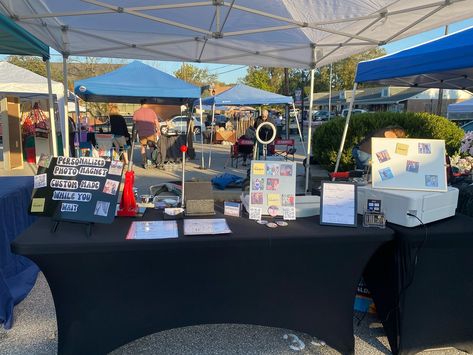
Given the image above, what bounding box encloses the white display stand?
[371,138,447,192]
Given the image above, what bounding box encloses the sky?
[3,17,473,84]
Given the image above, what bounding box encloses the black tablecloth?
[364,214,473,355]
[13,209,393,355]
[0,177,38,329]
[157,135,187,164]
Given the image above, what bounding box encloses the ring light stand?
[255,121,277,160]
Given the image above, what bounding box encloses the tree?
[241,67,285,93]
[174,63,218,87]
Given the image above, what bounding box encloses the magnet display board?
[249,160,296,220]
[371,138,447,192]
[30,156,123,224]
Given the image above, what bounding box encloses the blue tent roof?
[0,13,49,59]
[74,61,200,104]
[355,26,473,90]
[197,84,293,106]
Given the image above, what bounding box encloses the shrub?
[312,112,464,171]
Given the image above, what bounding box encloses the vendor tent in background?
[75,61,200,104]
[448,97,473,121]
[335,25,473,173]
[5,0,473,191]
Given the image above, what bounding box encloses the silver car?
[163,116,204,135]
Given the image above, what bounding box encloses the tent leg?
[62,56,69,157]
[199,98,205,169]
[45,60,58,156]
[74,95,80,157]
[334,82,358,174]
[304,68,315,194]
[328,64,333,119]
[292,102,306,155]
[208,103,215,168]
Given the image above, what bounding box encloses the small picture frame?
[320,181,357,227]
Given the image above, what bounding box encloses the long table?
[364,214,473,355]
[0,176,38,329]
[12,209,393,355]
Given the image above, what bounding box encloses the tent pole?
[62,56,69,157]
[304,68,315,194]
[199,98,205,169]
[74,95,80,157]
[292,102,306,155]
[334,82,358,174]
[208,103,215,168]
[45,60,58,156]
[328,64,333,119]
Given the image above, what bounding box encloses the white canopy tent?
[3,0,473,191]
[0,61,66,151]
[448,98,473,120]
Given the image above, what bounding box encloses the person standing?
[132,99,160,168]
[253,109,275,158]
[109,105,131,165]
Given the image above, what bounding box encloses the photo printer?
[357,185,459,227]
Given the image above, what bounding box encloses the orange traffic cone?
[117,170,138,216]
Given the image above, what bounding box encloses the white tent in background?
[448,98,473,121]
[0,61,66,144]
[4,0,473,192]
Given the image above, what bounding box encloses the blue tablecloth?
[0,176,38,329]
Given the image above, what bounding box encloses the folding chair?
[273,138,296,161]
[231,138,254,168]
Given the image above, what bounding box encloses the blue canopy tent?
[194,84,303,168]
[334,26,473,172]
[74,61,200,104]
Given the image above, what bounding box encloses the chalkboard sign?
[30,155,123,224]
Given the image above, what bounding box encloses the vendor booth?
[338,26,473,355]
[74,61,200,162]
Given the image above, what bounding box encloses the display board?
[320,181,357,227]
[30,156,123,224]
[249,160,296,220]
[371,138,447,192]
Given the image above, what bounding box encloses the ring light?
[256,121,277,145]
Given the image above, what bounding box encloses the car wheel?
[193,127,201,135]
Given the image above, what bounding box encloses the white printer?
[357,185,459,227]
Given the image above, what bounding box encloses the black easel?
[51,219,94,237]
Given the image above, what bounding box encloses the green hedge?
[312,112,464,171]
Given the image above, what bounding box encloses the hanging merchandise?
[21,102,50,139]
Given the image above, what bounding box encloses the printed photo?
[406,160,420,173]
[379,167,394,181]
[265,164,280,176]
[34,173,47,189]
[280,164,293,176]
[395,143,409,156]
[108,161,124,176]
[425,175,439,187]
[37,154,52,169]
[94,201,110,217]
[376,150,391,163]
[267,205,279,217]
[103,179,119,195]
[252,178,264,191]
[418,143,432,154]
[267,194,281,206]
[266,178,280,191]
[282,194,295,206]
[251,192,264,204]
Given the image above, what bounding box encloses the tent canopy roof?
[355,26,473,90]
[198,84,293,106]
[74,61,200,104]
[0,13,49,59]
[0,61,63,98]
[448,98,473,113]
[2,1,473,68]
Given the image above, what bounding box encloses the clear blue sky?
[3,18,473,84]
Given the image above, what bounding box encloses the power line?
[215,65,247,75]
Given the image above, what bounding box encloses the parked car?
[461,120,473,132]
[341,109,368,117]
[313,110,336,121]
[162,115,203,135]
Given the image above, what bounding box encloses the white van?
[341,109,368,117]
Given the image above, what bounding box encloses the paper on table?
[183,218,232,236]
[321,183,356,226]
[126,220,178,240]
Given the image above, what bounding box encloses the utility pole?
[436,25,449,116]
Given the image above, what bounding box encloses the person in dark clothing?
[253,109,276,158]
[68,116,77,157]
[109,105,131,164]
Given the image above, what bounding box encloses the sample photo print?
[103,179,119,195]
[252,178,264,191]
[395,143,409,156]
[280,164,293,176]
[425,175,439,187]
[251,192,264,204]
[282,194,295,206]
[266,164,280,176]
[418,143,432,154]
[406,160,420,173]
[379,167,394,181]
[376,150,391,163]
[94,201,110,217]
[266,178,280,191]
